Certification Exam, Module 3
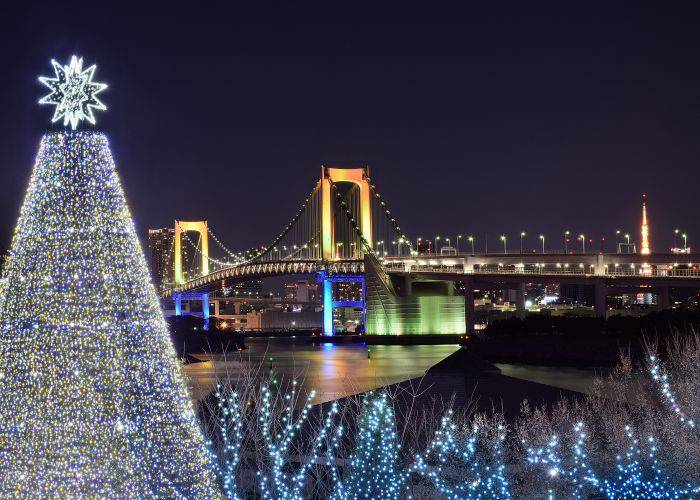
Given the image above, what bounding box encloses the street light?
[683,233,688,250]
[520,231,526,254]
[615,230,621,253]
[674,229,679,249]
[457,234,462,253]
[579,234,586,253]
[539,235,545,254]
[468,236,475,255]
[500,235,507,254]
[625,233,630,253]
[564,230,570,254]
[435,235,441,255]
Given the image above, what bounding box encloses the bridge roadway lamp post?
[468,236,474,255]
[539,234,545,254]
[435,235,441,254]
[674,229,679,249]
[625,233,630,253]
[615,230,621,253]
[457,234,462,253]
[683,233,688,250]
[564,230,570,254]
[580,234,586,253]
[520,231,525,254]
[500,235,507,254]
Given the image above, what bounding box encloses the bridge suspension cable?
[171,170,417,289]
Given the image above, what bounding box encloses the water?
[184,340,460,403]
[495,363,601,395]
[183,339,598,404]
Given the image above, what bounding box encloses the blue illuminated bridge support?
[171,291,210,330]
[317,272,365,336]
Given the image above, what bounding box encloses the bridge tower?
[641,193,651,255]
[174,220,209,285]
[320,166,373,260]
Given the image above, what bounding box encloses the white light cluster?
[411,410,511,498]
[649,355,696,429]
[39,56,107,130]
[334,391,406,499]
[0,131,219,496]
[526,423,700,498]
[257,381,339,499]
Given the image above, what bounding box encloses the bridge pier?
[174,293,182,316]
[170,291,210,330]
[658,286,671,310]
[463,277,475,336]
[201,291,210,330]
[323,277,334,335]
[594,279,607,318]
[515,282,527,319]
[319,272,365,336]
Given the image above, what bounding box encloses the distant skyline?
[1,2,699,255]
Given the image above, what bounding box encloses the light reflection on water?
[182,339,601,404]
[183,340,460,404]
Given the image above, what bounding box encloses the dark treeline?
[468,311,700,366]
[483,310,700,338]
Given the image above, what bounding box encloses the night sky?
[1,2,699,255]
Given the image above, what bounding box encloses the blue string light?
[334,391,406,499]
[648,355,696,430]
[526,423,700,498]
[410,410,511,499]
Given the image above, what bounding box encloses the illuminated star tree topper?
[38,55,107,130]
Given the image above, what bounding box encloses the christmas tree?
[0,56,219,496]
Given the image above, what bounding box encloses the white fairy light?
[38,56,107,130]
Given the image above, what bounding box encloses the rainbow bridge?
[162,167,700,335]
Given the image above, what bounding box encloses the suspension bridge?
[162,166,700,336]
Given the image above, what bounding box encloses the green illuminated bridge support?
[364,256,466,335]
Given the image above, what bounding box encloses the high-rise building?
[147,228,174,292]
[283,280,319,303]
[336,281,363,302]
[641,193,651,255]
[147,227,199,291]
[221,279,264,298]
